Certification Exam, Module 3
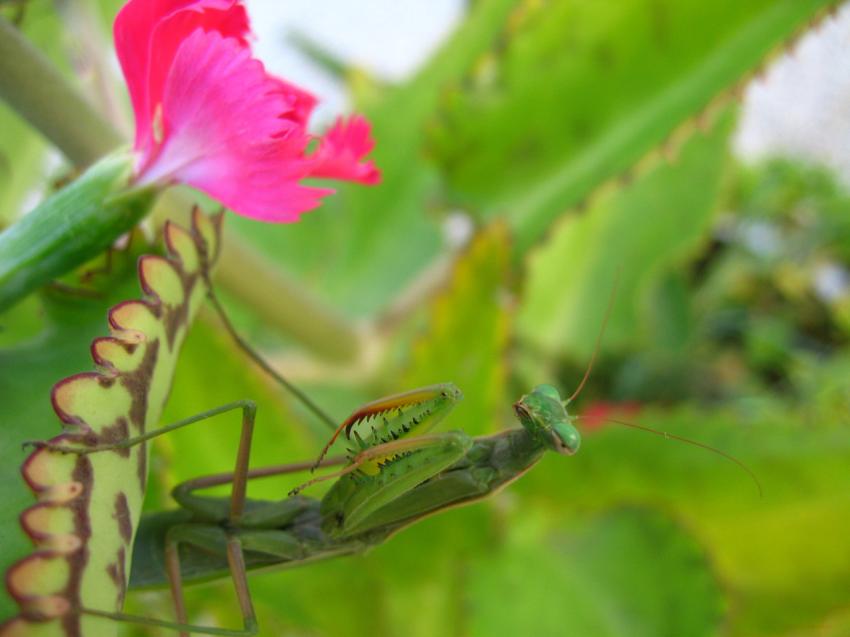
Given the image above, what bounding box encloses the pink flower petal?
[137,29,330,222]
[114,0,250,153]
[309,115,382,185]
[115,0,379,222]
[274,77,318,127]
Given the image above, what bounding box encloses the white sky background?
[736,3,850,181]
[248,0,850,178]
[248,0,464,124]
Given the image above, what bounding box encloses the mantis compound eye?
[513,402,531,421]
[550,420,581,455]
[533,384,563,402]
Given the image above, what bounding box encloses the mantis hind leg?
[164,526,256,637]
[172,455,347,525]
[81,529,257,636]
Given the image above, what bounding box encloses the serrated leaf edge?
[1,208,223,636]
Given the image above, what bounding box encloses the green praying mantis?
[38,381,586,636]
[23,258,759,637]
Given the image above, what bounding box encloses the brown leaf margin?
[1,209,222,637]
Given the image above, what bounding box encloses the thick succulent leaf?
[0,241,144,625]
[426,0,839,249]
[467,507,722,637]
[517,111,733,361]
[1,210,222,636]
[404,222,512,436]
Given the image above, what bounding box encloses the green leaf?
[517,110,733,361]
[0,151,156,312]
[404,222,512,435]
[426,0,837,249]
[467,508,722,637]
[516,404,850,636]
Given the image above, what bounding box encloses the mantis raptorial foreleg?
[291,432,470,496]
[310,385,462,469]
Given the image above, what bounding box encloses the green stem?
[0,16,123,166]
[0,151,155,311]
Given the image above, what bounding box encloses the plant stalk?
[216,235,361,363]
[0,16,123,166]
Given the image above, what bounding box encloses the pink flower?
[114,0,380,222]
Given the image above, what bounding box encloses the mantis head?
[513,384,581,455]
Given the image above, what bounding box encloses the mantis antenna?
[567,269,621,404]
[586,415,764,498]
[564,270,762,496]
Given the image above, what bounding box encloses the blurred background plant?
[2,1,850,636]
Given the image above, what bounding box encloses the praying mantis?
[40,381,583,636]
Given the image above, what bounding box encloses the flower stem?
[0,16,123,166]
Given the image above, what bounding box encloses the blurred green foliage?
[2,0,849,636]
